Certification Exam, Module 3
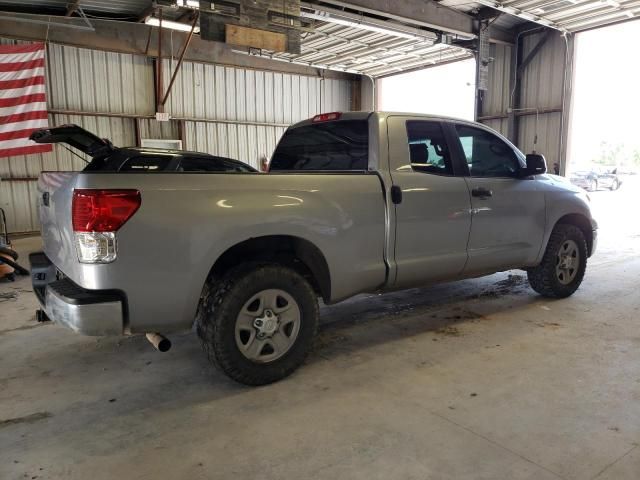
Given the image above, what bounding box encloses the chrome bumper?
[30,252,125,336]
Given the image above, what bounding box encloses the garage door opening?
[377,58,476,120]
[567,20,640,258]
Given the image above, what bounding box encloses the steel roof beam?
[305,0,515,44]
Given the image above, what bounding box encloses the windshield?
[270,120,369,171]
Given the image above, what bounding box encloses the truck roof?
[289,111,480,130]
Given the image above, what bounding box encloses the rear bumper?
[29,252,125,336]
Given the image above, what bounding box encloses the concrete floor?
[1,178,640,480]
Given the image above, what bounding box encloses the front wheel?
[610,179,620,191]
[197,263,319,386]
[588,179,598,191]
[527,224,588,298]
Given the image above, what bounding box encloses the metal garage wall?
[480,43,512,137]
[184,122,287,168]
[161,59,351,167]
[479,31,571,170]
[47,43,154,115]
[0,38,352,233]
[518,32,569,169]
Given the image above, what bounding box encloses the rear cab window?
[269,120,369,172]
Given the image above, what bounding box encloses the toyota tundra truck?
[29,112,597,385]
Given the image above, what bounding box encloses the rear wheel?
[197,263,319,385]
[527,224,588,298]
[610,179,619,191]
[588,179,598,191]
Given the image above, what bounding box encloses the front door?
[450,123,546,274]
[387,116,472,288]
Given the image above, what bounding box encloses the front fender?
[535,177,596,264]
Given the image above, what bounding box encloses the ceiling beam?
[307,0,515,44]
[0,13,355,79]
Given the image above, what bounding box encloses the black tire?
[527,224,588,298]
[610,180,619,191]
[588,179,597,192]
[0,246,18,261]
[196,263,319,386]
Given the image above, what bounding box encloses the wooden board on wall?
[201,0,301,54]
[225,24,287,52]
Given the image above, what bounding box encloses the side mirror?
[521,153,547,177]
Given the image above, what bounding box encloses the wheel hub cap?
[254,310,279,337]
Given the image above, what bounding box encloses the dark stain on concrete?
[0,411,52,428]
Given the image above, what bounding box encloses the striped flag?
[0,43,51,158]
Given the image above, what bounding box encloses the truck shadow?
[308,271,539,363]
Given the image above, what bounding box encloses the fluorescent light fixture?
[145,16,200,33]
[601,0,620,7]
[175,0,201,7]
[300,9,433,41]
[624,10,635,17]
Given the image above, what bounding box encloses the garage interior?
[1,1,639,479]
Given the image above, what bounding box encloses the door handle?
[471,187,493,198]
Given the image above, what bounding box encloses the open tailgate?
[30,124,113,158]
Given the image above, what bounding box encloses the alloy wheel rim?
[235,289,301,363]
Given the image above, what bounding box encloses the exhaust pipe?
[145,333,171,352]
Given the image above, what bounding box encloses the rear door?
[387,116,472,288]
[448,122,546,274]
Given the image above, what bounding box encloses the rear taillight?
[72,189,141,264]
[72,189,141,232]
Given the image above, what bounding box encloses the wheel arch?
[554,213,594,257]
[206,235,331,303]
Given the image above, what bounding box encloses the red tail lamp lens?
[72,189,141,232]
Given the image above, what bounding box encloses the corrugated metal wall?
[480,32,570,171]
[480,43,512,136]
[518,32,568,168]
[0,39,352,233]
[161,59,349,167]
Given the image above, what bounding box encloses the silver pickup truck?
[30,112,597,385]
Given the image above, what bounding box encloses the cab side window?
[406,121,453,176]
[455,124,521,178]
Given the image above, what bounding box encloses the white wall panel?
[183,122,287,169]
[47,44,154,115]
[137,119,180,141]
[161,59,351,125]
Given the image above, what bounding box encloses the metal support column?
[508,29,550,146]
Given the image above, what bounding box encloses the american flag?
[0,43,51,158]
